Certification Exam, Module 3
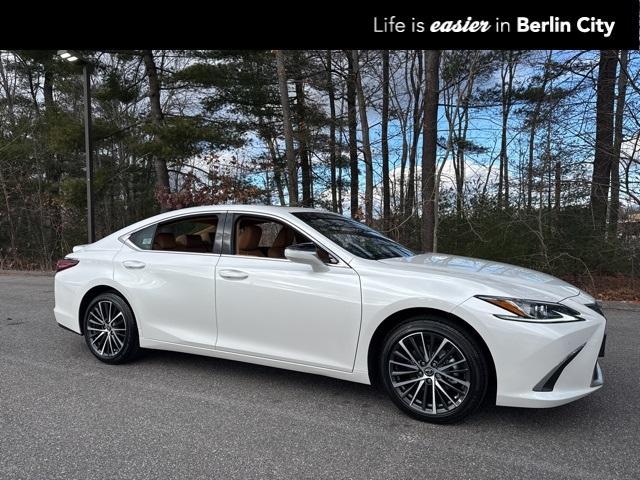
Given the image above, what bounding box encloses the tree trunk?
[326,50,338,212]
[526,52,552,212]
[264,134,286,206]
[346,51,359,219]
[421,50,440,252]
[527,122,535,212]
[294,66,312,207]
[609,50,628,237]
[590,50,618,232]
[381,50,391,228]
[352,50,373,224]
[498,51,516,209]
[275,50,298,206]
[142,50,170,210]
[554,161,561,211]
[406,51,423,218]
[43,69,54,110]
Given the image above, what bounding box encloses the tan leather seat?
[176,234,208,253]
[153,232,177,251]
[237,224,264,257]
[268,227,295,258]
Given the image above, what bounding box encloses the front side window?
[131,215,219,253]
[292,212,414,260]
[234,216,310,259]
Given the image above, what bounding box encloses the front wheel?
[379,317,489,423]
[83,292,140,364]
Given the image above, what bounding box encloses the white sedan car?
[54,205,606,423]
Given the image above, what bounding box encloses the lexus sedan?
[54,205,606,423]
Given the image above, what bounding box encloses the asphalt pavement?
[1,272,639,479]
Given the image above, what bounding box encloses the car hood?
[379,253,581,302]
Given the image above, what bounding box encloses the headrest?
[272,227,295,248]
[176,234,204,248]
[238,224,262,250]
[154,233,176,249]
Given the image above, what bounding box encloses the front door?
[214,214,362,372]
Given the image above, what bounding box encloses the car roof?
[154,204,332,215]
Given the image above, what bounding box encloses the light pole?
[57,50,95,243]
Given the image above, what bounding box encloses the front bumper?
[453,295,606,408]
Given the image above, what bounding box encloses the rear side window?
[129,225,156,250]
[153,215,219,253]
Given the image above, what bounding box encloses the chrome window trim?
[122,237,221,256]
[218,253,350,269]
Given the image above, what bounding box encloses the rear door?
[113,213,223,348]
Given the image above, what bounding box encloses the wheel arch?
[78,285,138,335]
[367,307,497,404]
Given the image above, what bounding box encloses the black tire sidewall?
[380,317,488,424]
[83,292,139,364]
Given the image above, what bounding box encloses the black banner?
[3,1,639,49]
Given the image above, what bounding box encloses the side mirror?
[284,243,329,272]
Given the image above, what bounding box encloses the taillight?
[55,258,79,273]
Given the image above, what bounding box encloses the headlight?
[475,296,584,323]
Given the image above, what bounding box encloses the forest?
[0,50,638,298]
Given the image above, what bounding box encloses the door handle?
[219,269,249,280]
[122,260,146,269]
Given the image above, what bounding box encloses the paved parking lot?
[1,272,639,479]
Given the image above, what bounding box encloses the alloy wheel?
[387,331,471,415]
[86,300,127,358]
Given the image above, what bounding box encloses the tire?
[83,292,140,364]
[379,316,488,424]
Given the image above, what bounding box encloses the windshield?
[292,212,414,260]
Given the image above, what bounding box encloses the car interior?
[235,217,308,258]
[143,214,337,262]
[234,216,337,263]
[151,216,218,253]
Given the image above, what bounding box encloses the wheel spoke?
[392,370,419,376]
[446,368,469,374]
[428,338,450,366]
[398,340,421,367]
[110,311,123,325]
[438,370,470,388]
[435,380,458,409]
[437,376,466,395]
[419,332,430,363]
[431,378,437,413]
[409,380,424,406]
[439,358,466,371]
[392,376,425,388]
[393,350,415,365]
[390,360,419,371]
[408,336,427,363]
[111,333,123,349]
[91,330,106,345]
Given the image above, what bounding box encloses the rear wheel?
[379,317,488,423]
[83,292,139,364]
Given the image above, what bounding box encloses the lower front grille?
[591,361,604,387]
[599,333,606,357]
[533,344,586,392]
